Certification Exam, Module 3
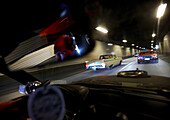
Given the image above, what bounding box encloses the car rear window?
[99,55,112,59]
[139,51,156,55]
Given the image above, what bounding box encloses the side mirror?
[19,80,50,94]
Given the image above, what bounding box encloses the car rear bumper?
[138,58,158,63]
[86,65,105,69]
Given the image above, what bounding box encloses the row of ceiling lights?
[107,42,145,50]
[95,27,145,49]
[96,3,167,51]
[151,3,167,50]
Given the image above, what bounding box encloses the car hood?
[138,53,157,56]
[71,75,170,89]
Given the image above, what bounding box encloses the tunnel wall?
[82,40,134,61]
[158,31,170,55]
[27,40,136,70]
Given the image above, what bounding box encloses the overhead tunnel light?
[152,33,156,38]
[107,43,113,46]
[157,3,167,18]
[122,40,127,43]
[96,27,108,33]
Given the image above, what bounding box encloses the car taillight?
[138,56,143,59]
[86,63,88,67]
[101,62,105,67]
[151,55,157,58]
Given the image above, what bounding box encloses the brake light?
[138,56,143,60]
[86,63,88,67]
[151,55,157,58]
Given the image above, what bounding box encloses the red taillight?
[86,64,88,67]
[152,55,157,58]
[138,56,143,60]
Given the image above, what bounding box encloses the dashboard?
[58,84,170,120]
[0,84,170,120]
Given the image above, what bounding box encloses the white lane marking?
[122,59,130,62]
[121,63,128,65]
[118,61,135,72]
[122,57,136,61]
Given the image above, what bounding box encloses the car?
[86,54,122,70]
[137,50,158,64]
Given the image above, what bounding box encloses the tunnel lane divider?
[118,61,136,72]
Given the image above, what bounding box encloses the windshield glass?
[139,51,156,55]
[0,0,170,101]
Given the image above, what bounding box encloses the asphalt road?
[57,57,170,83]
[0,57,170,101]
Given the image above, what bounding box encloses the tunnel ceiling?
[85,0,170,49]
[2,0,170,57]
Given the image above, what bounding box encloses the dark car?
[137,50,158,64]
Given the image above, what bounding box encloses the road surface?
[0,57,170,101]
